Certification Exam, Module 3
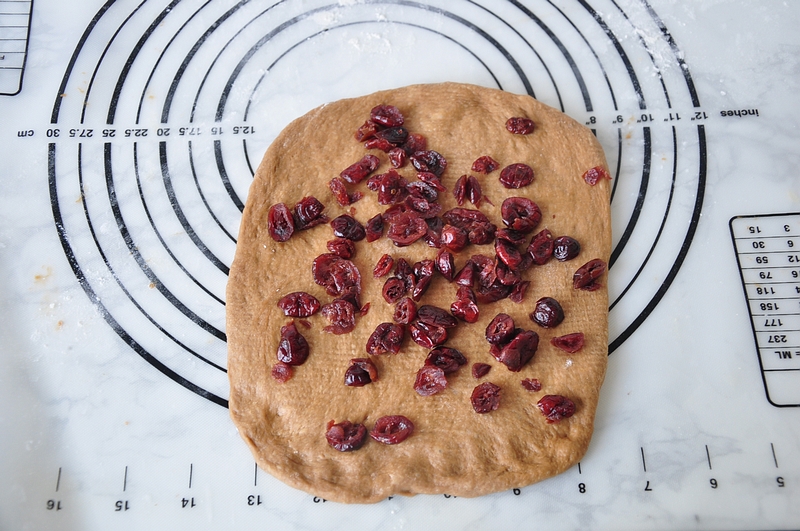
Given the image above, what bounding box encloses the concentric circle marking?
[49,0,706,405]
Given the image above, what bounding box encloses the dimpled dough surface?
[227,83,611,503]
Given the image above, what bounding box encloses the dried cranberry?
[453,175,468,206]
[551,332,585,353]
[493,329,539,371]
[327,237,355,258]
[373,253,394,278]
[425,346,467,374]
[388,147,407,168]
[442,208,497,245]
[374,126,408,147]
[485,313,516,345]
[328,177,353,207]
[404,193,442,220]
[321,299,356,334]
[401,132,427,155]
[528,229,554,265]
[494,238,523,270]
[277,292,321,317]
[344,358,378,386]
[376,170,409,205]
[521,378,542,392]
[501,197,541,234]
[472,155,499,174]
[495,259,521,286]
[410,150,447,176]
[414,366,447,396]
[409,321,447,348]
[509,280,530,303]
[454,260,476,287]
[382,277,407,304]
[505,117,535,134]
[411,260,435,301]
[330,215,366,241]
[355,120,381,141]
[416,171,445,191]
[553,236,581,261]
[424,216,444,248]
[312,254,362,297]
[271,362,293,382]
[326,420,367,451]
[472,363,491,379]
[471,382,501,413]
[496,228,528,246]
[435,248,456,281]
[369,415,414,444]
[499,163,534,189]
[537,395,576,423]
[583,166,611,186]
[440,225,468,252]
[467,176,483,206]
[370,104,404,127]
[268,203,295,242]
[293,196,328,230]
[277,321,309,365]
[340,154,380,184]
[450,286,479,323]
[474,280,512,304]
[393,297,417,324]
[573,259,607,291]
[417,305,458,328]
[365,213,384,242]
[387,211,427,247]
[530,297,564,328]
[366,322,405,355]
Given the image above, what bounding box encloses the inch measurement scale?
[1,0,799,530]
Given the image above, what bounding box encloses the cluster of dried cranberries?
[266,103,609,445]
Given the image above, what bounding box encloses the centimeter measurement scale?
[731,213,800,407]
[0,0,33,95]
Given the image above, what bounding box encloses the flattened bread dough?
[227,83,611,503]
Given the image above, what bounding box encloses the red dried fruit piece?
[393,297,417,324]
[370,104,404,127]
[440,225,468,252]
[376,169,409,205]
[494,259,521,286]
[442,208,497,245]
[344,358,378,386]
[417,305,458,328]
[327,237,356,259]
[501,197,541,233]
[404,193,441,220]
[370,415,414,444]
[472,362,491,379]
[494,238,523,270]
[401,132,427,155]
[312,254,362,297]
[271,362,293,382]
[553,236,581,261]
[424,216,444,248]
[366,322,405,355]
[414,366,447,396]
[409,321,447,348]
[382,277,407,304]
[453,175,468,206]
[268,203,295,242]
[474,279,513,304]
[277,321,309,365]
[485,314,516,345]
[373,126,409,147]
[326,420,367,451]
[506,117,535,134]
[321,299,356,335]
[551,332,585,353]
[509,280,530,303]
[365,213,384,242]
[530,297,565,328]
[471,382,501,413]
[495,228,528,246]
[583,166,611,186]
[493,329,539,372]
[340,154,380,184]
[467,175,482,206]
[410,150,447,176]
[355,120,381,142]
[537,395,576,423]
[425,346,467,374]
[293,196,328,230]
[450,286,479,323]
[521,378,542,391]
[386,211,427,247]
[528,228,554,265]
[277,291,321,317]
[331,214,366,241]
[412,259,435,301]
[472,155,499,174]
[573,259,607,291]
[329,177,352,207]
[499,163,534,189]
[416,171,446,191]
[388,147,407,168]
[373,253,394,278]
[435,248,456,282]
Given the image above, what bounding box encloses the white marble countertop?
[1,0,799,529]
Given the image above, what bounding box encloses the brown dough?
[227,83,611,503]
